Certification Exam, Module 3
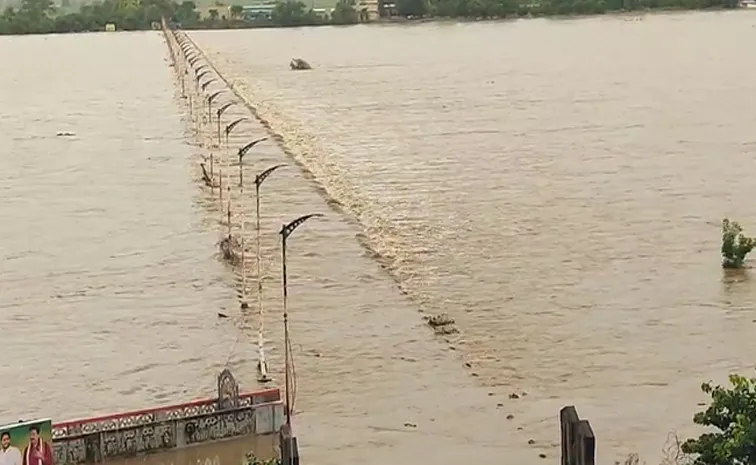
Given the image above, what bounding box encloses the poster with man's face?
[0,419,54,465]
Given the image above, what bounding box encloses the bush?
[681,374,756,465]
[244,452,280,465]
[721,218,755,269]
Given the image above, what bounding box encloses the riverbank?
[0,0,749,36]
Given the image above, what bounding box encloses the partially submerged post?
[560,406,595,465]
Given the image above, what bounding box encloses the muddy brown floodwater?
[3,10,756,465]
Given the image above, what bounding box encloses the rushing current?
[3,10,756,465]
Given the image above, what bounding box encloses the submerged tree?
[721,218,755,269]
[681,374,756,465]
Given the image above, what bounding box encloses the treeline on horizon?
[0,0,741,35]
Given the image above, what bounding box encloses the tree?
[271,0,315,25]
[174,0,199,25]
[396,0,428,16]
[721,218,755,269]
[229,3,242,17]
[330,0,358,23]
[208,7,218,19]
[681,374,756,465]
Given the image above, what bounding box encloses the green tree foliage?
[681,374,756,465]
[418,0,738,18]
[721,218,755,269]
[271,0,318,25]
[0,0,741,35]
[330,0,358,23]
[0,0,182,33]
[396,0,428,15]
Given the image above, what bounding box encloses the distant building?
[311,7,333,18]
[356,0,379,20]
[238,2,277,19]
[379,0,398,16]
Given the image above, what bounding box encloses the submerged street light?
[248,164,286,383]
[237,137,268,186]
[216,101,236,144]
[207,90,224,121]
[279,213,324,429]
[224,117,247,146]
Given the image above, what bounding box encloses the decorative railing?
[52,382,280,440]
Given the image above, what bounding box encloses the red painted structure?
[52,388,281,440]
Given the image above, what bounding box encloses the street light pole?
[201,78,217,93]
[221,117,246,225]
[237,137,268,186]
[216,102,236,145]
[249,164,286,383]
[207,90,224,124]
[195,68,210,92]
[279,213,324,427]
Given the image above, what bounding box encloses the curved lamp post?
[280,213,324,429]
[207,90,224,122]
[237,137,268,186]
[217,117,247,215]
[216,102,236,144]
[204,103,237,187]
[196,69,211,81]
[195,69,211,93]
[248,164,286,383]
[200,78,217,93]
[224,117,247,146]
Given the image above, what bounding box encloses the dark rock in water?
[290,58,311,70]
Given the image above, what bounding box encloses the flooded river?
[2,10,756,465]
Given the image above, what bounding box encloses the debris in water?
[217,312,229,319]
[199,162,213,187]
[56,131,76,137]
[289,58,311,70]
[219,236,242,265]
[424,313,459,335]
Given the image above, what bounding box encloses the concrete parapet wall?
[52,370,284,464]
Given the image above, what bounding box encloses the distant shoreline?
[0,4,749,36]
